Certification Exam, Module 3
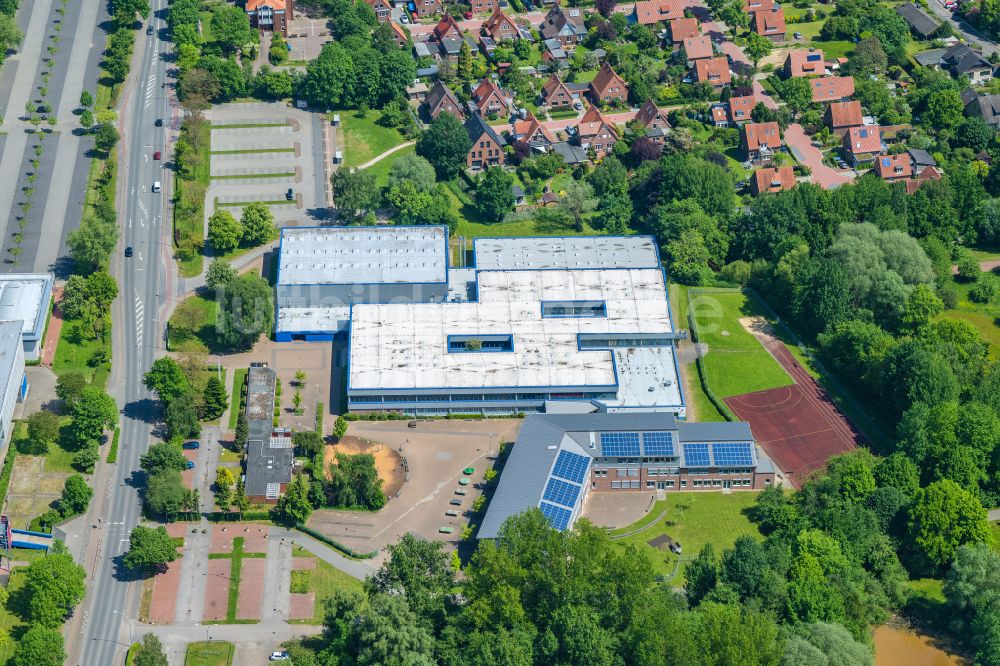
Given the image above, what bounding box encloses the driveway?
[784,123,851,189]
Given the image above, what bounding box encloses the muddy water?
[874,625,964,666]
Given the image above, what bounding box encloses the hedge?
[107,427,121,463]
[0,446,15,508]
[294,524,378,560]
[686,289,738,422]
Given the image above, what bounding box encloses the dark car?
[154,118,163,127]
[124,246,133,257]
[186,460,195,469]
[146,25,154,35]
[182,441,200,450]
[285,188,294,201]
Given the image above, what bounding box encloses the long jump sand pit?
[323,435,405,498]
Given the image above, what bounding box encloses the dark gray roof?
[913,47,947,67]
[963,89,1000,125]
[907,148,936,167]
[440,38,463,55]
[464,114,507,146]
[550,141,589,164]
[896,2,940,38]
[943,44,992,74]
[676,421,754,442]
[244,366,294,497]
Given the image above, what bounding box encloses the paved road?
[784,123,852,189]
[926,1,997,57]
[79,2,171,663]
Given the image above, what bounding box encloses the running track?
[724,333,863,488]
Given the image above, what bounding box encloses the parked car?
[152,181,161,193]
[286,188,294,201]
[449,499,462,506]
[185,460,194,469]
[408,420,417,428]
[269,653,290,662]
[182,441,200,450]
[793,31,802,39]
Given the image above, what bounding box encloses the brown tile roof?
[541,74,574,101]
[811,76,855,103]
[785,49,826,77]
[473,78,509,114]
[827,100,863,128]
[728,95,756,122]
[683,35,714,61]
[844,126,882,155]
[247,0,286,10]
[753,7,785,36]
[711,104,728,123]
[743,0,774,12]
[425,80,464,119]
[512,111,556,144]
[589,63,628,98]
[874,154,912,180]
[635,99,670,128]
[576,105,616,138]
[483,8,518,39]
[742,121,781,150]
[432,13,462,42]
[751,166,795,194]
[632,0,684,25]
[670,17,699,41]
[695,56,731,85]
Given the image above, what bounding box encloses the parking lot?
[286,15,333,62]
[306,419,522,561]
[205,103,330,233]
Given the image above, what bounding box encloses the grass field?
[52,318,111,388]
[670,285,726,422]
[339,110,406,168]
[291,545,364,624]
[365,143,415,190]
[608,492,762,579]
[940,272,1000,361]
[185,641,234,666]
[167,293,218,354]
[689,290,792,398]
[0,568,28,662]
[228,367,248,430]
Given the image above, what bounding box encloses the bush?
[957,254,981,281]
[937,287,958,310]
[970,276,1000,304]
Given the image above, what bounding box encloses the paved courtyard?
[286,16,333,62]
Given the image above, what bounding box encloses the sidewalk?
[40,285,63,366]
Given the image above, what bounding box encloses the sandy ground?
[323,436,405,498]
[210,525,269,554]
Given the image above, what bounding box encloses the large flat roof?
[0,321,22,390]
[348,268,674,392]
[277,226,448,286]
[0,274,52,338]
[473,236,659,271]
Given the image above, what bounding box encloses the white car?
[269,652,290,661]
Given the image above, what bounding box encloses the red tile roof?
[728,95,756,123]
[711,104,728,123]
[743,0,775,12]
[695,56,731,85]
[632,0,684,24]
[683,35,714,61]
[844,126,882,155]
[635,99,670,128]
[753,7,785,36]
[751,166,795,194]
[810,76,855,103]
[589,63,629,99]
[742,121,781,151]
[247,0,286,10]
[827,100,863,129]
[785,49,826,77]
[670,17,699,41]
[874,154,912,180]
[576,105,616,138]
[512,112,556,144]
[431,13,462,42]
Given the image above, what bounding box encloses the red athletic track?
[724,334,864,488]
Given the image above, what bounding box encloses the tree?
[744,32,773,68]
[209,4,254,55]
[113,0,150,25]
[595,0,617,17]
[134,633,170,666]
[269,32,288,64]
[899,284,943,331]
[923,89,964,134]
[70,387,118,444]
[67,216,119,273]
[776,76,812,113]
[416,113,471,180]
[94,122,120,154]
[721,536,768,601]
[559,179,597,232]
[26,410,60,454]
[218,273,273,350]
[240,202,275,247]
[74,441,100,473]
[124,525,181,572]
[293,430,324,456]
[25,551,86,627]
[141,442,188,476]
[235,411,249,452]
[457,40,473,80]
[685,543,719,607]
[355,594,436,666]
[145,470,189,517]
[273,473,313,524]
[80,109,94,129]
[143,357,191,404]
[166,392,201,440]
[333,415,348,440]
[667,229,711,285]
[59,474,93,517]
[206,259,238,292]
[332,168,380,219]
[367,533,453,628]
[957,253,981,281]
[13,625,65,666]
[388,154,436,193]
[201,375,228,421]
[208,209,242,253]
[718,0,749,38]
[944,544,1000,635]
[907,479,990,570]
[849,37,887,75]
[475,167,514,223]
[56,372,88,412]
[234,477,251,514]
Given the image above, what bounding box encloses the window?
[693,480,702,487]
[646,481,656,488]
[665,480,675,488]
[630,481,640,489]
[541,300,608,318]
[616,468,627,478]
[680,480,687,488]
[611,481,621,489]
[448,334,513,353]
[627,468,638,477]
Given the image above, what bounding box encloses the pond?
[874,625,964,666]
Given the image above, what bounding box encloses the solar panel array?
[551,450,590,484]
[600,431,641,457]
[540,501,572,530]
[683,443,711,467]
[543,477,582,508]
[642,431,674,456]
[711,442,754,466]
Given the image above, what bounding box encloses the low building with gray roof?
[243,365,294,503]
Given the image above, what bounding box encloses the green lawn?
[52,318,111,388]
[167,293,218,354]
[185,641,234,666]
[291,546,364,623]
[228,367,248,430]
[10,419,80,474]
[785,20,854,58]
[338,110,406,168]
[608,492,762,580]
[688,290,793,398]
[939,273,1000,361]
[670,285,726,422]
[446,183,600,238]
[0,568,28,662]
[365,143,415,190]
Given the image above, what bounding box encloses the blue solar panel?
[600,432,641,457]
[683,443,711,467]
[642,431,674,456]
[551,450,589,484]
[712,442,754,466]
[543,477,581,508]
[539,501,573,531]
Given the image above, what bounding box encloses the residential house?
[825,100,863,136]
[573,105,619,157]
[588,63,629,106]
[694,56,731,89]
[668,17,699,45]
[510,111,556,151]
[942,44,994,84]
[465,114,507,170]
[710,103,729,127]
[913,47,949,69]
[727,94,757,125]
[424,80,465,120]
[412,0,442,19]
[483,8,519,41]
[540,74,578,108]
[896,2,940,39]
[753,7,785,42]
[874,154,912,181]
[750,165,796,195]
[907,148,937,171]
[784,48,826,77]
[741,121,781,165]
[743,0,775,13]
[431,13,463,42]
[406,80,428,103]
[634,99,671,143]
[682,35,714,65]
[244,365,293,503]
[630,0,683,25]
[905,165,943,194]
[439,37,464,61]
[542,44,569,68]
[389,21,409,49]
[365,0,392,22]
[471,78,512,117]
[550,141,590,164]
[810,76,854,104]
[962,87,1000,128]
[540,5,587,47]
[245,0,293,36]
[471,0,499,14]
[842,126,884,167]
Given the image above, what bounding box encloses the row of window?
[610,481,642,489]
[593,465,749,476]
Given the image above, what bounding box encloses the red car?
[153,151,161,160]
[464,10,472,18]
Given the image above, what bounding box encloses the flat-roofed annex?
[473,235,660,270]
[277,226,448,286]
